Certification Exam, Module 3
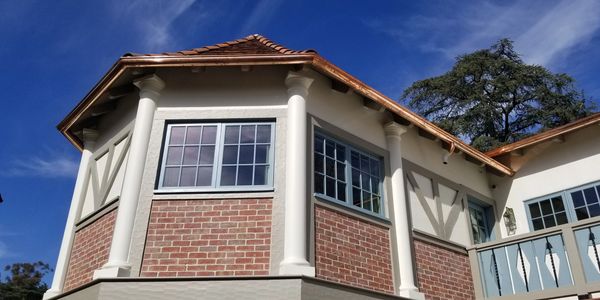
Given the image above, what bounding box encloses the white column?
[279,71,315,276]
[44,129,98,299]
[384,122,425,300]
[94,74,165,279]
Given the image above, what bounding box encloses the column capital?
[384,121,408,139]
[133,74,165,95]
[285,71,313,98]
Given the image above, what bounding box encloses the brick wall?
[414,238,475,300]
[140,198,272,277]
[63,208,117,292]
[314,204,394,294]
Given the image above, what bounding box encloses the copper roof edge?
[486,112,600,158]
[57,36,514,176]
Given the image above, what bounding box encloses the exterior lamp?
[503,207,516,235]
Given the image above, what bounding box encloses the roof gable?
[125,34,316,57]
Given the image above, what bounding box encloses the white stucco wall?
[490,125,600,237]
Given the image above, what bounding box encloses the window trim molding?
[156,120,276,193]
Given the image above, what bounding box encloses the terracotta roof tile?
[125,34,316,57]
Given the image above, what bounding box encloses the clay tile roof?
[124,34,316,57]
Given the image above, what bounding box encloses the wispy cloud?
[366,0,600,67]
[4,156,78,178]
[238,0,284,36]
[110,0,199,51]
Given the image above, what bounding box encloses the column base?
[42,288,61,300]
[279,260,315,276]
[399,287,425,300]
[93,265,131,279]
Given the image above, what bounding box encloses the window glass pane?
[336,144,345,161]
[314,136,324,153]
[183,146,199,165]
[256,145,269,164]
[196,167,212,186]
[589,204,600,218]
[166,146,183,165]
[237,166,253,185]
[163,167,180,187]
[325,140,335,157]
[552,197,565,212]
[529,203,541,218]
[360,155,369,173]
[240,125,255,143]
[373,196,380,214]
[571,191,585,207]
[543,215,556,228]
[239,145,254,164]
[185,126,201,144]
[315,174,324,194]
[363,191,372,211]
[224,126,240,144]
[556,212,568,225]
[352,188,361,207]
[337,182,346,201]
[540,200,553,215]
[314,153,324,173]
[222,145,238,164]
[220,166,236,186]
[584,188,599,205]
[256,125,271,143]
[199,146,215,165]
[351,151,359,167]
[336,162,345,181]
[532,218,544,231]
[169,127,185,144]
[180,167,196,186]
[361,174,370,190]
[201,126,217,144]
[325,158,335,177]
[325,178,336,198]
[370,159,380,176]
[254,166,267,185]
[351,169,360,187]
[575,207,589,220]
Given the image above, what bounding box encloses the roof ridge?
[125,34,315,57]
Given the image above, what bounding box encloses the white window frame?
[313,131,385,218]
[157,121,276,193]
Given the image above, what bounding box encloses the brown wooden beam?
[418,128,437,140]
[108,84,135,100]
[331,79,350,93]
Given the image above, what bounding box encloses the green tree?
[0,261,52,300]
[402,39,594,152]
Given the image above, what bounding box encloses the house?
[42,34,600,300]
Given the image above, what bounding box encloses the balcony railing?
[468,217,600,299]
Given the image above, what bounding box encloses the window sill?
[153,188,275,200]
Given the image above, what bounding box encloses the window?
[158,122,275,191]
[468,199,494,244]
[314,132,383,216]
[525,182,600,231]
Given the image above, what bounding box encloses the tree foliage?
[402,39,594,151]
[0,261,52,300]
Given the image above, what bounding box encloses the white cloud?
[110,0,198,51]
[367,0,600,67]
[4,156,78,178]
[238,0,284,36]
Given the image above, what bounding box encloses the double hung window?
[158,122,275,191]
[313,132,384,216]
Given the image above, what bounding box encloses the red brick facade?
[140,198,272,277]
[63,208,117,292]
[314,204,394,294]
[414,238,475,300]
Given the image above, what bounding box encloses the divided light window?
[314,133,383,216]
[159,122,275,191]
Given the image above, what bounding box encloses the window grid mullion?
[176,126,189,187]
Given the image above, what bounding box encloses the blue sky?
[0,0,599,282]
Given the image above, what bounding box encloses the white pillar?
[279,71,314,276]
[94,74,165,279]
[44,129,98,299]
[384,122,425,300]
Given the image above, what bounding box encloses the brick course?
[140,198,272,277]
[63,208,117,292]
[414,238,475,300]
[314,204,394,294]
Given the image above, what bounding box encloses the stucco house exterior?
[43,34,600,300]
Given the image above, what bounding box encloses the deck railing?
[468,217,600,299]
